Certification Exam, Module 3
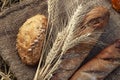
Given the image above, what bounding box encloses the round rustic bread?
[16,14,47,65]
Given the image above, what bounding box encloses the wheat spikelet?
[43,1,101,79]
[38,4,83,79]
[39,29,66,78]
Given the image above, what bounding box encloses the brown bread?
[16,14,47,65]
[70,39,120,80]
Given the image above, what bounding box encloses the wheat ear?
[43,0,106,79]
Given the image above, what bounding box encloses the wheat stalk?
[34,0,66,79]
[43,3,92,79]
[0,69,12,80]
[34,0,107,80]
[42,1,106,79]
[41,1,87,80]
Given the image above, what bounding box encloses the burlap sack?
[0,0,47,80]
[0,0,120,80]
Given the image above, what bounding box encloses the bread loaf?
[112,0,120,12]
[50,6,110,80]
[70,39,120,80]
[16,14,47,65]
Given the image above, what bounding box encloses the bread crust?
[16,14,47,65]
[112,0,120,12]
[70,40,120,80]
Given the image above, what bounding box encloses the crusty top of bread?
[16,14,47,65]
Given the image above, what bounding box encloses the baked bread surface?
[16,14,47,65]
